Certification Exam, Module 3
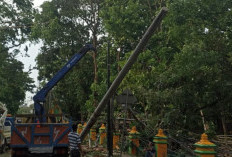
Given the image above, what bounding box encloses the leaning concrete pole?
[80,7,168,141]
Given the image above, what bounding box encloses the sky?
[33,0,50,10]
[17,0,48,105]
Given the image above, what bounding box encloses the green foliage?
[153,0,232,134]
[32,0,104,120]
[17,104,33,114]
[0,0,34,46]
[28,0,232,140]
[101,0,164,50]
[0,0,34,114]
[100,0,232,136]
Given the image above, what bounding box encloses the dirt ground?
[1,148,133,157]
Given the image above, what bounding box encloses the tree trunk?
[91,0,99,107]
[117,49,121,72]
[92,34,98,107]
[221,112,227,135]
[200,110,209,131]
[93,34,98,84]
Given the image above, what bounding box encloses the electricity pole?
[107,41,113,156]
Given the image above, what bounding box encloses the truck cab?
[4,116,13,142]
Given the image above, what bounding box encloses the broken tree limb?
[128,107,146,129]
[80,7,168,141]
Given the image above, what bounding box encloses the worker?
[68,123,83,157]
[144,141,156,157]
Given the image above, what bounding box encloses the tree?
[101,0,232,136]
[155,0,232,135]
[32,0,104,120]
[31,0,232,140]
[0,0,34,114]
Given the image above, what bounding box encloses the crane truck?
[10,44,95,157]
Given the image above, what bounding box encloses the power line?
[0,25,33,29]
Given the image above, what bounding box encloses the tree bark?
[221,112,227,135]
[200,110,208,131]
[91,0,100,107]
[117,49,121,72]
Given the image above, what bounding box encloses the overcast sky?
[17,0,48,105]
[34,0,47,8]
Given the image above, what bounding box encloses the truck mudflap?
[10,122,71,154]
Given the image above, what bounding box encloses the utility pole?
[107,41,113,156]
[80,7,168,141]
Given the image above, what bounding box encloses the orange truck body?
[10,118,71,157]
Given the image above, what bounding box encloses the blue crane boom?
[33,44,95,122]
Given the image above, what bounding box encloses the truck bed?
[11,121,71,156]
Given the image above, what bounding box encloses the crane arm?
[33,44,95,122]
